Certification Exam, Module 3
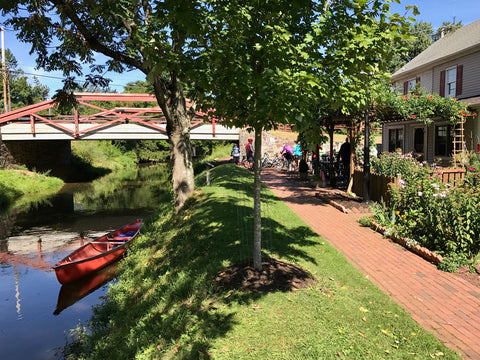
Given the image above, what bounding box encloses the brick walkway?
[262,168,480,360]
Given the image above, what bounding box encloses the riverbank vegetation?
[71,140,232,181]
[64,164,458,359]
[72,140,138,171]
[0,167,64,211]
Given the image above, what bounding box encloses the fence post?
[203,160,215,186]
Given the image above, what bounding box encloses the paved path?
[262,169,480,360]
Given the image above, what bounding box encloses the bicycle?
[261,153,283,168]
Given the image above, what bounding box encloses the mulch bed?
[215,258,314,293]
[457,266,480,288]
[314,187,371,214]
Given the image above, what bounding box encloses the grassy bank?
[65,164,459,359]
[70,140,137,181]
[0,168,64,211]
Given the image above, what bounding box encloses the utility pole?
[1,26,7,113]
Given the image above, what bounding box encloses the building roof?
[392,19,480,81]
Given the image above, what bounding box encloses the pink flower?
[417,186,422,189]
[468,167,474,171]
[411,114,416,119]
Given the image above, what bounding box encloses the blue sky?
[389,0,480,28]
[0,0,479,98]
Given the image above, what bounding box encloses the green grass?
[206,143,232,161]
[0,169,64,211]
[72,140,137,171]
[64,164,460,360]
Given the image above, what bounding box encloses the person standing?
[231,143,240,164]
[293,143,302,168]
[281,143,294,171]
[337,140,351,183]
[245,138,254,169]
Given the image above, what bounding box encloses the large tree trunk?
[153,76,195,212]
[253,128,263,271]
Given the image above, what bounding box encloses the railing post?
[74,107,79,137]
[30,114,35,134]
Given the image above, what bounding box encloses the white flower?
[440,192,447,197]
[418,191,423,196]
[399,179,406,185]
[433,193,438,197]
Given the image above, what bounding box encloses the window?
[440,65,463,97]
[388,128,403,152]
[434,125,453,156]
[446,68,456,97]
[408,79,416,91]
[403,77,420,94]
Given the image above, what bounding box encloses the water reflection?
[54,260,120,315]
[0,165,169,360]
[14,264,22,320]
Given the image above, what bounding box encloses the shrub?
[371,151,480,266]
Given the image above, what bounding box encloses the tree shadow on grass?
[66,164,324,359]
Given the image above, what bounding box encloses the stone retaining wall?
[238,129,298,160]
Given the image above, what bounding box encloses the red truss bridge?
[0,93,239,141]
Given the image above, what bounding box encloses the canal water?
[0,165,169,360]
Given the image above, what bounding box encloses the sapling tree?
[199,0,413,270]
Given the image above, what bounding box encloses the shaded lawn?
[65,164,460,359]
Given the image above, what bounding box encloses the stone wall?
[238,129,298,160]
[0,139,16,168]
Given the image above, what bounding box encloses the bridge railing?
[0,93,228,140]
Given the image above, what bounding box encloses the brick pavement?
[262,168,480,360]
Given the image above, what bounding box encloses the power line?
[0,66,138,89]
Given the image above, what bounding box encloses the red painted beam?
[75,92,158,102]
[0,100,55,123]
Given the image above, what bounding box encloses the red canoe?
[53,219,143,284]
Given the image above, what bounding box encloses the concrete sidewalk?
[262,168,480,360]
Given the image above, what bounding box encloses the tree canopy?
[2,0,215,210]
[193,0,414,269]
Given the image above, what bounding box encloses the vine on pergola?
[374,88,476,124]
